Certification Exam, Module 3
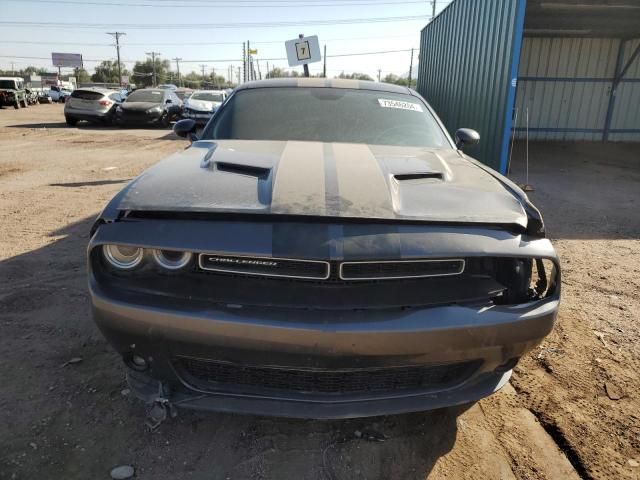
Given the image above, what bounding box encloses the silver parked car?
[64,88,125,125]
[182,89,227,125]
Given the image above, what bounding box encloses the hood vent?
[215,162,271,178]
[394,172,444,181]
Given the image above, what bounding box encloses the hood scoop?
[394,172,444,181]
[215,161,271,178]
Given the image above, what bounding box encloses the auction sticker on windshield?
[378,99,423,112]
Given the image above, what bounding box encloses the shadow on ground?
[508,141,640,240]
[0,214,466,479]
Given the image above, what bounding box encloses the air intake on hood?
[215,162,271,178]
[393,172,444,181]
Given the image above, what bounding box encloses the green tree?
[266,67,301,78]
[132,58,170,87]
[0,66,51,77]
[74,67,91,84]
[336,72,374,81]
[382,73,416,88]
[91,60,129,84]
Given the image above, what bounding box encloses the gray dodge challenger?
[88,78,560,419]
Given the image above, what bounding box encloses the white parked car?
[182,90,227,125]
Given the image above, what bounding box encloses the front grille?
[198,253,329,280]
[340,259,464,280]
[174,357,481,395]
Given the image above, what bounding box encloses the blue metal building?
[417,0,640,173]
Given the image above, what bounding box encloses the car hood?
[185,99,219,111]
[117,140,529,227]
[121,101,162,112]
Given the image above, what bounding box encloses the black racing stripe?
[341,223,402,261]
[271,222,331,259]
[328,223,344,260]
[323,143,341,216]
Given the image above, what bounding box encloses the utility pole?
[145,51,160,87]
[266,61,270,79]
[237,66,241,85]
[408,48,414,87]
[255,60,262,80]
[107,32,126,87]
[10,62,14,75]
[432,0,436,19]
[242,42,246,83]
[247,40,252,81]
[323,45,327,78]
[200,64,207,87]
[172,57,182,87]
[377,69,382,82]
[299,34,309,77]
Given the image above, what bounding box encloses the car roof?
[235,77,411,95]
[74,87,114,94]
[192,89,225,94]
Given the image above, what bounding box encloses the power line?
[0,15,429,30]
[1,34,419,47]
[9,0,428,7]
[0,49,416,64]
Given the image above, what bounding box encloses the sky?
[0,0,451,82]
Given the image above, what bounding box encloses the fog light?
[131,355,148,371]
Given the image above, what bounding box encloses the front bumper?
[182,110,213,124]
[90,275,558,418]
[116,111,163,125]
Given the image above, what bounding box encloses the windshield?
[191,92,224,102]
[0,80,17,89]
[203,87,450,148]
[126,90,164,103]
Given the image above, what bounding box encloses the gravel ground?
[0,104,638,480]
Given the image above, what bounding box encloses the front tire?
[20,99,28,108]
[160,112,171,128]
[65,116,78,126]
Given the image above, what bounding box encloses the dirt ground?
[0,104,638,480]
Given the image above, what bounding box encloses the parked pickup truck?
[47,85,72,103]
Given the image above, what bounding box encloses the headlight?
[147,106,162,113]
[103,244,143,270]
[151,249,193,270]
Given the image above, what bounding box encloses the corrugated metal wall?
[515,37,640,141]
[610,39,640,142]
[417,0,526,172]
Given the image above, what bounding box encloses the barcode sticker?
[378,99,423,112]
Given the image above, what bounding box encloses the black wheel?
[20,99,28,108]
[160,112,170,128]
[65,116,79,126]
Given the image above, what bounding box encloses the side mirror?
[165,98,172,104]
[173,119,197,141]
[454,128,480,149]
